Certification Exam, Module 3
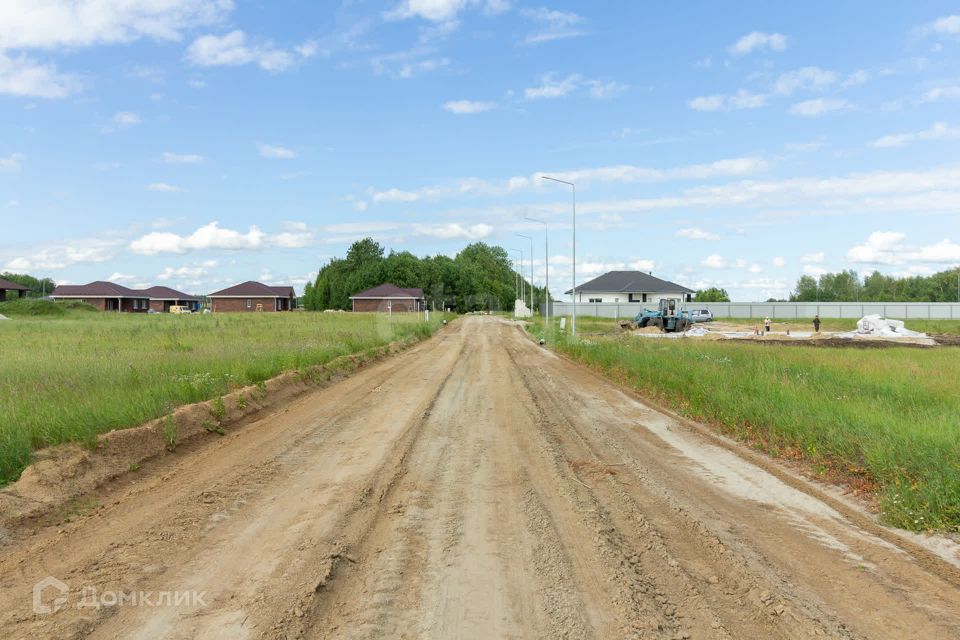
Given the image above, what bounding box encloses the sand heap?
[513,299,532,318]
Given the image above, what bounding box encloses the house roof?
[565,271,694,295]
[51,281,201,300]
[207,281,295,298]
[139,286,199,301]
[0,277,29,291]
[52,281,144,297]
[350,283,425,299]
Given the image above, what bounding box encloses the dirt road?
[2,316,959,639]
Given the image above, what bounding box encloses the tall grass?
[0,312,441,485]
[533,325,960,532]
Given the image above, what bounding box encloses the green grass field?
[0,309,441,485]
[531,319,960,533]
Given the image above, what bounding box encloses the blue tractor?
[634,298,692,333]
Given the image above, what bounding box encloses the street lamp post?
[516,234,533,312]
[525,217,549,328]
[541,176,576,336]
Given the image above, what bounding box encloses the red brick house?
[207,281,296,312]
[0,277,29,300]
[349,283,424,312]
[51,281,152,312]
[51,281,199,312]
[140,286,201,312]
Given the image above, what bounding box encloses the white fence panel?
[548,301,960,320]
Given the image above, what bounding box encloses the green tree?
[693,287,730,302]
[1,273,56,299]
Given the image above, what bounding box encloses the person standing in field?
[764,316,771,334]
[813,315,821,332]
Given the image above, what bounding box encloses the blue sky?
[1,1,959,300]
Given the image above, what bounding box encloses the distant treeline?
[302,238,544,313]
[790,268,960,302]
[1,273,56,299]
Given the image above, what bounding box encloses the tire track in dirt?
[499,320,960,640]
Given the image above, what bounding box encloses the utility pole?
[541,176,576,336]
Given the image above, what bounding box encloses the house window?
[246,299,252,309]
[588,298,602,303]
[642,293,648,303]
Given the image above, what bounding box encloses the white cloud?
[772,257,786,267]
[728,31,787,56]
[130,221,263,254]
[112,111,141,128]
[368,156,768,203]
[524,73,582,100]
[921,86,960,103]
[701,254,728,269]
[0,52,79,98]
[921,15,960,36]
[107,272,137,282]
[0,152,24,171]
[843,69,870,87]
[185,30,313,72]
[145,182,183,192]
[399,57,449,78]
[676,227,720,240]
[688,95,724,111]
[689,89,768,111]
[630,259,655,271]
[523,72,624,101]
[789,98,851,117]
[271,222,314,248]
[520,7,586,44]
[411,222,493,240]
[871,122,960,148]
[162,151,205,164]
[129,221,316,255]
[385,0,508,22]
[586,80,627,99]
[748,264,762,273]
[0,0,232,50]
[800,251,825,264]
[2,238,117,271]
[257,143,297,159]
[774,66,839,95]
[847,231,960,265]
[803,265,827,277]
[442,99,495,114]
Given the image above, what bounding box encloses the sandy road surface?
[1,316,959,639]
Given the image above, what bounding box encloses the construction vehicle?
[634,298,691,333]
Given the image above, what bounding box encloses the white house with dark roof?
[565,271,694,305]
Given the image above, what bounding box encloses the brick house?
[140,286,201,312]
[51,281,152,312]
[0,277,29,300]
[207,281,296,312]
[51,281,200,312]
[349,283,424,312]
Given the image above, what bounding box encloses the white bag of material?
[853,315,926,338]
[513,299,532,318]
